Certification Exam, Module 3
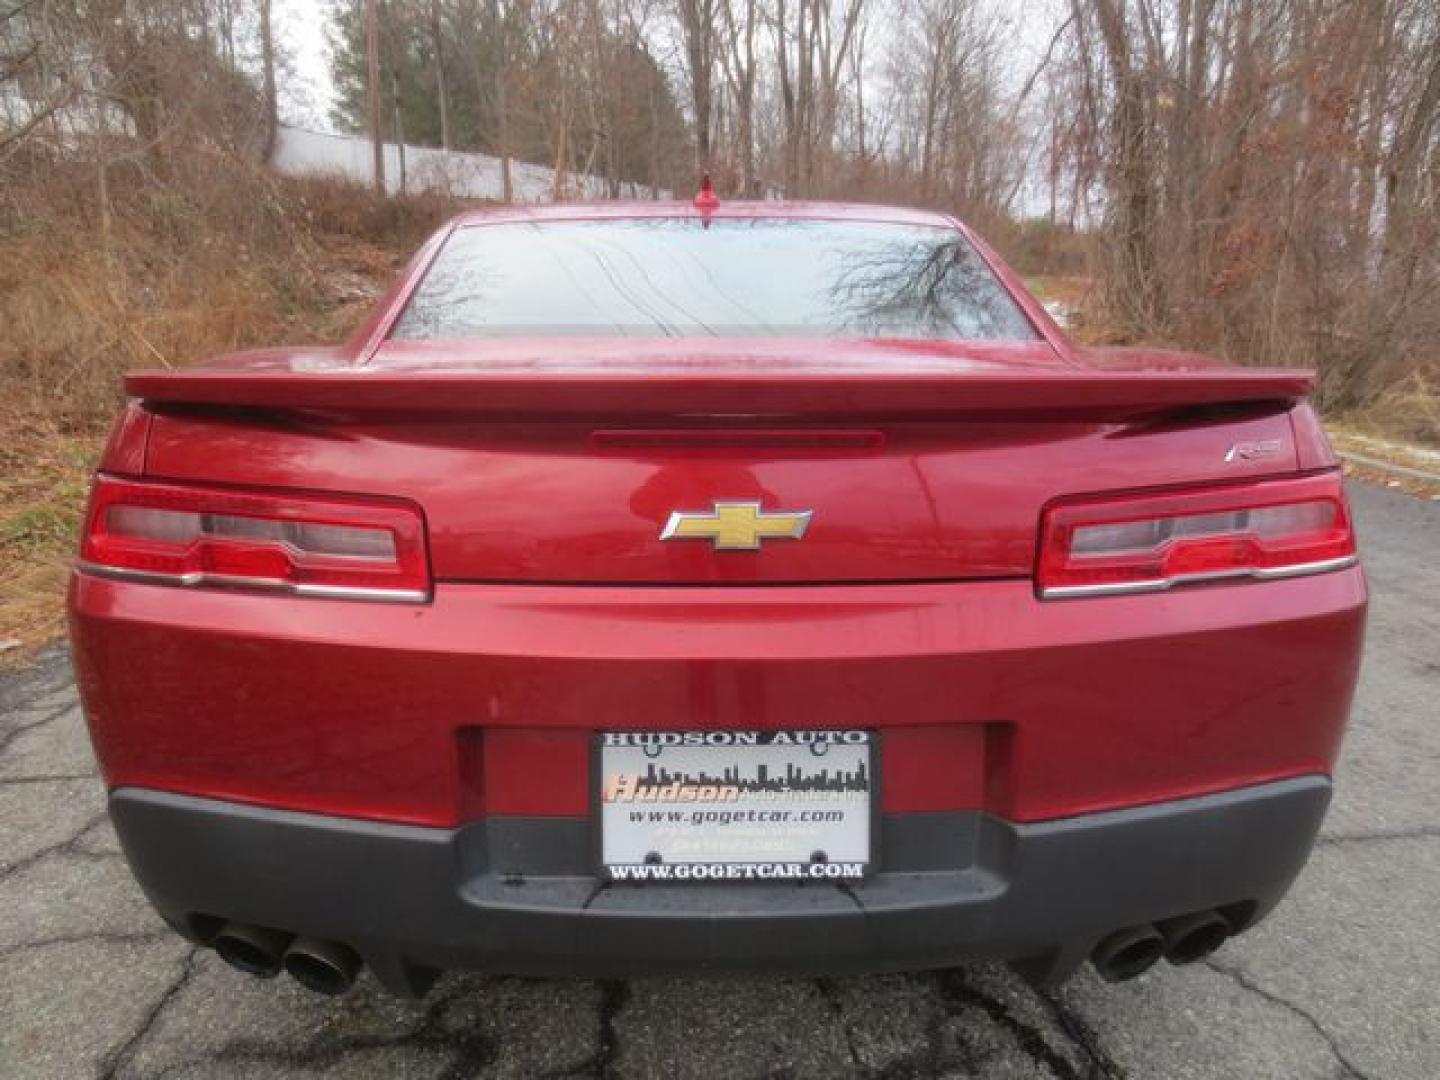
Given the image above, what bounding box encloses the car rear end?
[69,205,1366,995]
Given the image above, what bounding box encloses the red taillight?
[1038,472,1357,598]
[79,476,430,602]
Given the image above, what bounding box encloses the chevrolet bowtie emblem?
[660,502,813,551]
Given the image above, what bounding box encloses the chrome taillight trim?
[75,562,430,604]
[1038,554,1359,599]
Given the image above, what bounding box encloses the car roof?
[447,200,963,231]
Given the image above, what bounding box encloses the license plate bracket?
[596,730,875,883]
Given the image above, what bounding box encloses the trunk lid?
[133,340,1308,585]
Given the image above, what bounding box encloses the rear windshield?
[391,218,1038,341]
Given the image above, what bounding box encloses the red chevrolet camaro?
[69,199,1366,997]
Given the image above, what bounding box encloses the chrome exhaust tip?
[1158,910,1231,965]
[283,937,362,996]
[1091,925,1166,982]
[212,922,292,978]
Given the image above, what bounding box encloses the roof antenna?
[693,173,720,212]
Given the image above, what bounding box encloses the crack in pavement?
[825,998,957,1080]
[540,979,630,1079]
[835,969,1071,1080]
[931,969,1094,1080]
[0,771,98,785]
[0,654,74,716]
[144,975,500,1080]
[584,979,630,1080]
[813,977,865,1073]
[1317,825,1440,847]
[518,980,627,1080]
[0,808,111,881]
[98,946,203,1080]
[0,699,78,757]
[0,928,169,960]
[1204,959,1373,1080]
[1034,989,1127,1080]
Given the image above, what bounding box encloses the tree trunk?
[680,0,717,176]
[1091,0,1159,328]
[259,0,277,161]
[391,68,406,193]
[431,0,450,150]
[497,61,513,201]
[365,0,385,193]
[775,0,798,193]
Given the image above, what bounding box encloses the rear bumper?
[71,570,1367,825]
[112,776,1330,994]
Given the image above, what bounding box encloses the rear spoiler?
[125,368,1314,421]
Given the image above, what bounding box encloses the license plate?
[598,730,873,883]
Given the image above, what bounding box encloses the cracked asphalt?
[2,478,1436,1079]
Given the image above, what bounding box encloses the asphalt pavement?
[1,479,1436,1079]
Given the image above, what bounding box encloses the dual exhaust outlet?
[1091,909,1233,982]
[213,909,1231,991]
[211,922,361,996]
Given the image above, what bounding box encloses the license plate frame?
[594,730,878,884]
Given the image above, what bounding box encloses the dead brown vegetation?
[1048,0,1440,441]
[0,160,454,655]
[1,163,455,427]
[0,2,468,652]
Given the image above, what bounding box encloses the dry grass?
[1028,276,1440,449]
[1337,371,1440,450]
[1026,274,1143,346]
[0,163,462,661]
[0,165,458,428]
[0,413,103,669]
[1329,427,1440,499]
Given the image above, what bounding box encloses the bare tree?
[431,0,451,148]
[1045,0,1440,417]
[366,0,386,191]
[718,0,758,193]
[260,0,278,160]
[676,0,720,174]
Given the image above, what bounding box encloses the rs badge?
[660,502,813,551]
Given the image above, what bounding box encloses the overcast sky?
[276,0,340,129]
[273,0,1065,136]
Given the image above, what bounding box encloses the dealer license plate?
[598,730,872,883]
